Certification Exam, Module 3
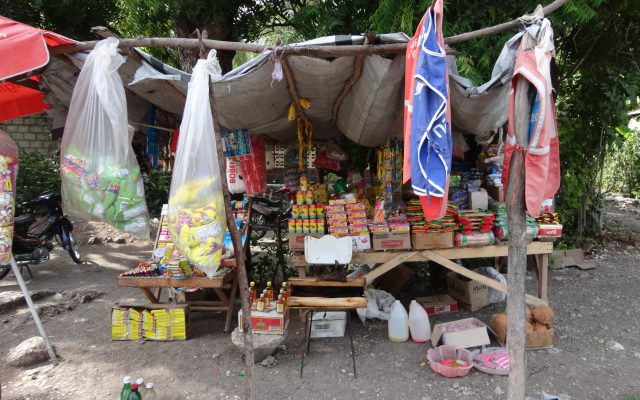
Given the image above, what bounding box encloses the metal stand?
[10,255,57,363]
[299,309,357,378]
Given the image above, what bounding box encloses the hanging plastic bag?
[168,50,227,277]
[60,38,150,239]
[0,129,19,264]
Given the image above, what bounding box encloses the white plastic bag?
[168,51,227,277]
[60,38,150,238]
[226,158,246,194]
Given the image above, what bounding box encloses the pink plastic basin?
[427,345,473,378]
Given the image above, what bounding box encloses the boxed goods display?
[310,311,347,338]
[238,308,289,335]
[417,294,459,315]
[111,304,189,341]
[446,271,490,311]
[431,318,491,348]
[411,231,455,250]
[372,231,411,251]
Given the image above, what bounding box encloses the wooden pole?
[48,0,568,58]
[204,56,255,397]
[506,31,536,400]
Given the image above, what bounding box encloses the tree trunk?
[175,17,235,73]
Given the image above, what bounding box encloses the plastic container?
[143,383,158,400]
[427,345,473,378]
[388,300,409,342]
[408,300,431,342]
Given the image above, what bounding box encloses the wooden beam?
[288,277,365,287]
[444,0,568,45]
[364,251,419,283]
[506,31,536,400]
[421,250,545,307]
[331,54,364,123]
[287,296,367,308]
[280,56,304,118]
[48,0,569,58]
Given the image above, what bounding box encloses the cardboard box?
[446,271,489,311]
[288,233,324,251]
[372,231,411,251]
[486,185,504,202]
[469,190,489,211]
[417,294,459,315]
[551,248,598,270]
[537,224,563,238]
[411,231,454,250]
[431,317,491,348]
[349,234,371,252]
[310,311,346,338]
[238,308,289,335]
[490,314,555,349]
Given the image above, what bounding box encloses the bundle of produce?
[456,210,495,234]
[407,199,459,233]
[492,203,537,240]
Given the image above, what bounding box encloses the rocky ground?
[1,198,640,400]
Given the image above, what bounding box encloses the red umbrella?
[0,15,74,122]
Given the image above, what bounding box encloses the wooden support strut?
[506,31,536,400]
[208,71,255,398]
[48,0,569,58]
[331,36,369,123]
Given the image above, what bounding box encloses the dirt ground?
[2,197,640,400]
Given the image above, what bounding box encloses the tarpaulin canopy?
[0,15,74,122]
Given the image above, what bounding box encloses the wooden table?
[117,268,239,332]
[292,241,553,303]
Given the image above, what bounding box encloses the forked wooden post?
[209,84,255,399]
[506,31,536,400]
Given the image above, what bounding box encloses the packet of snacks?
[168,51,227,277]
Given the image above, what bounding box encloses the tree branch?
[48,0,569,58]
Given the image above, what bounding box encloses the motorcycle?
[0,190,81,280]
[248,189,292,240]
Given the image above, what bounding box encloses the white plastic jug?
[409,300,431,343]
[388,300,409,342]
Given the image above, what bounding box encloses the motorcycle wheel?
[0,265,10,280]
[250,212,268,240]
[65,231,82,264]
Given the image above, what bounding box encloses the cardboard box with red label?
[372,232,411,251]
[417,294,459,315]
[238,308,289,335]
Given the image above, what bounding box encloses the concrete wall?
[0,113,59,154]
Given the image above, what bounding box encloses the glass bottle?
[262,289,271,308]
[276,295,285,314]
[120,376,132,400]
[256,294,265,312]
[249,282,257,309]
[265,281,274,301]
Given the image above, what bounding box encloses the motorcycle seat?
[14,215,35,227]
[251,197,282,207]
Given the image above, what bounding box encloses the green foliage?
[249,239,295,285]
[0,0,119,40]
[15,152,61,215]
[603,126,640,198]
[142,169,171,218]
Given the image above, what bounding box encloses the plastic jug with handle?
[409,299,431,343]
[388,300,409,342]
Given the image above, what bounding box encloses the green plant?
[603,126,640,198]
[249,239,295,285]
[15,152,61,215]
[142,169,171,218]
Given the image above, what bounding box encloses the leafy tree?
[0,0,119,40]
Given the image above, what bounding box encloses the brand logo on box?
[381,239,403,248]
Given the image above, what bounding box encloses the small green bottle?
[120,376,132,400]
[128,383,142,400]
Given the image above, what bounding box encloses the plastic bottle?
[128,383,142,400]
[388,300,409,342]
[142,383,158,400]
[135,378,146,398]
[120,376,132,400]
[408,300,431,343]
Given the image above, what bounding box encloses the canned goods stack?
[288,176,326,234]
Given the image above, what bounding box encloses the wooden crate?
[287,277,367,308]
